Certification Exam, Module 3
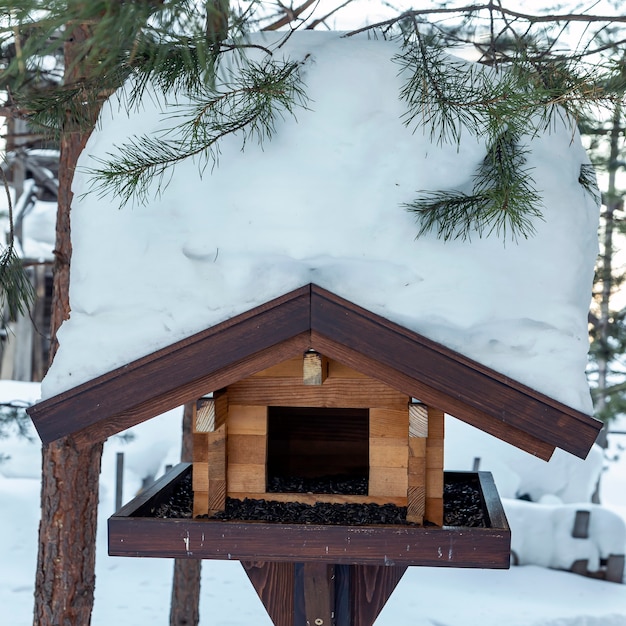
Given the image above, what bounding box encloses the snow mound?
[41,31,598,420]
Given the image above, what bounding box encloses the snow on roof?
[41,31,599,416]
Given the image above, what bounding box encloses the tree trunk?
[170,403,202,626]
[33,20,104,626]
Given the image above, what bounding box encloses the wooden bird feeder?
[28,284,602,626]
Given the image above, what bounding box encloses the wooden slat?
[369,467,408,498]
[369,438,408,469]
[208,480,226,514]
[192,490,208,518]
[253,357,301,377]
[408,455,425,487]
[370,408,409,438]
[229,492,407,506]
[426,443,444,470]
[207,424,227,513]
[408,436,426,459]
[407,486,425,524]
[428,406,445,439]
[207,424,227,477]
[192,462,208,493]
[227,377,407,409]
[328,360,368,379]
[227,434,267,465]
[192,433,209,463]
[426,470,444,496]
[109,516,511,567]
[214,391,228,429]
[227,463,266,493]
[302,562,334,626]
[425,497,444,526]
[228,405,267,435]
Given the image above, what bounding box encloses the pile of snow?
[41,31,598,421]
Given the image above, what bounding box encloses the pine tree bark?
[33,20,104,626]
[170,403,202,626]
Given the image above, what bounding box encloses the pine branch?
[86,58,309,207]
[579,163,601,204]
[405,128,544,242]
[0,168,35,320]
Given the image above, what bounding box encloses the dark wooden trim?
[116,462,191,518]
[29,286,312,444]
[348,564,407,626]
[310,330,556,460]
[310,285,601,459]
[108,467,511,568]
[242,562,406,626]
[29,283,600,459]
[242,561,295,626]
[108,516,511,567]
[476,471,508,529]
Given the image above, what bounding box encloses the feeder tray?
[109,464,511,568]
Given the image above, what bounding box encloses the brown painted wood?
[29,283,601,461]
[242,561,295,626]
[246,562,404,626]
[311,329,556,460]
[350,565,407,626]
[302,562,334,626]
[109,466,511,568]
[475,471,509,530]
[29,286,312,444]
[108,516,511,566]
[309,285,600,459]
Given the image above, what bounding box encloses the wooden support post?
[297,562,335,626]
[242,561,407,626]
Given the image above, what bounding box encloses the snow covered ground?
[1,380,625,626]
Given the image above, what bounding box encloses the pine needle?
[0,168,35,320]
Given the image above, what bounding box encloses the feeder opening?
[267,406,369,494]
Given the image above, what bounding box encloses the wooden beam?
[242,561,295,626]
[303,351,328,386]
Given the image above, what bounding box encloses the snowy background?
[2,8,625,626]
[1,380,625,626]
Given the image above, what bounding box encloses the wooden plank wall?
[192,355,446,525]
[369,408,408,502]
